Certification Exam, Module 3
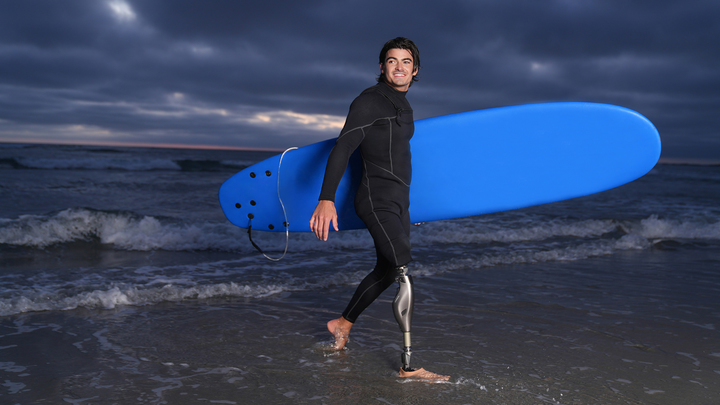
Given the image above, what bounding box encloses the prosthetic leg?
[392,265,414,371]
[392,266,451,381]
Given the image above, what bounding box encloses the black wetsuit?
[319,82,414,323]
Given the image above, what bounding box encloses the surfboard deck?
[219,102,661,232]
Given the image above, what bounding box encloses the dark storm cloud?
[0,0,718,158]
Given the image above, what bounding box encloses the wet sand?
[1,246,719,404]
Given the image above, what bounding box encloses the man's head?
[377,37,420,91]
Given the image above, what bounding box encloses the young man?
[310,37,449,381]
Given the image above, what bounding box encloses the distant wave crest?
[1,157,252,172]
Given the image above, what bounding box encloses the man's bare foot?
[326,317,353,350]
[398,367,450,382]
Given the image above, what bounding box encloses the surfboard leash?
[247,146,298,261]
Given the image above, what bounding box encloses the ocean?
[1,142,719,404]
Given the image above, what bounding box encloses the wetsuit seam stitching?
[362,159,400,265]
[337,116,397,140]
[364,161,410,187]
[388,118,393,173]
[344,278,386,319]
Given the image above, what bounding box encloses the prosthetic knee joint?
[392,265,414,371]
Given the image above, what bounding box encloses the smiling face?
[380,48,418,92]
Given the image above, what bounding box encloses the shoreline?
[2,248,718,404]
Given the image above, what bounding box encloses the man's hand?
[310,200,339,241]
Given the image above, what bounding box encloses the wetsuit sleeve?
[318,132,362,202]
[318,94,379,202]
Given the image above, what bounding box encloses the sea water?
[1,143,719,404]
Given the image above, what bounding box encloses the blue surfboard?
[219,102,660,232]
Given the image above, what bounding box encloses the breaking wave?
[1,208,718,316]
[2,209,718,253]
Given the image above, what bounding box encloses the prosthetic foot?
[392,265,414,371]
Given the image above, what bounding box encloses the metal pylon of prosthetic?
[392,265,414,371]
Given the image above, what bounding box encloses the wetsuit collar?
[378,81,408,96]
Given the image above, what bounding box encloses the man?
[310,37,449,381]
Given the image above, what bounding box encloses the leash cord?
[247,146,298,261]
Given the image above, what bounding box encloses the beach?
[1,143,719,404]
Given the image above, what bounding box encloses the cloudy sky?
[1,0,718,159]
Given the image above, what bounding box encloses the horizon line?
[0,139,287,152]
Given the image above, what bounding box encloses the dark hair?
[377,37,421,86]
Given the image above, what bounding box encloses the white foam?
[0,362,26,373]
[631,215,720,240]
[0,283,291,316]
[2,209,718,316]
[0,227,682,317]
[3,209,718,253]
[410,235,651,278]
[0,208,373,252]
[2,380,26,395]
[0,253,383,316]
